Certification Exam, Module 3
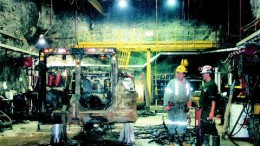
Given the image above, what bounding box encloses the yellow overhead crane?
[74,28,217,104]
[74,29,215,51]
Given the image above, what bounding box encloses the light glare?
[118,0,127,8]
[39,38,46,45]
[167,0,176,7]
[144,31,154,37]
[38,34,46,45]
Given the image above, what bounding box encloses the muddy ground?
[0,111,254,146]
[0,120,131,146]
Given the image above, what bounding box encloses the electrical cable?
[230,102,250,136]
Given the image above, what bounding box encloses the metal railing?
[76,29,217,51]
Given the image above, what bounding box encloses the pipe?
[227,0,230,36]
[75,10,77,40]
[156,0,158,44]
[239,0,242,40]
[128,52,199,68]
[241,17,260,32]
[201,47,241,54]
[129,47,241,69]
[50,0,53,26]
[87,0,106,16]
[188,0,190,22]
[214,67,221,92]
[236,29,260,46]
[45,36,75,39]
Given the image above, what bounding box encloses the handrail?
[76,29,217,51]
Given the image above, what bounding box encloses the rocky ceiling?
[0,0,259,57]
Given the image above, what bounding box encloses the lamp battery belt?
[168,101,186,109]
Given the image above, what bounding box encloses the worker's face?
[202,73,210,81]
[176,72,185,80]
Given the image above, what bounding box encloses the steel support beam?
[87,0,106,16]
[0,43,38,56]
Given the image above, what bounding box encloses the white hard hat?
[200,65,213,74]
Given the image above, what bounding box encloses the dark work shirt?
[199,80,218,108]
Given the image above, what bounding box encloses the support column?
[71,55,81,119]
[146,49,151,104]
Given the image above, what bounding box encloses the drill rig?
[223,44,260,146]
[37,47,138,144]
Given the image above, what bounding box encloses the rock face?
[0,0,258,51]
[250,0,260,19]
[0,0,80,51]
[0,0,258,92]
[0,0,38,50]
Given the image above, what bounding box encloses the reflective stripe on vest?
[167,120,188,125]
[174,80,190,96]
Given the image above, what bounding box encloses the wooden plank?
[221,80,235,139]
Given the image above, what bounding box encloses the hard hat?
[176,65,187,73]
[201,65,213,74]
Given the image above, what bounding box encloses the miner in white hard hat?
[198,65,220,146]
[201,65,213,74]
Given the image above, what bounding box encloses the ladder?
[118,49,131,69]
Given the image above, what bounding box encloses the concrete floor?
[0,107,254,146]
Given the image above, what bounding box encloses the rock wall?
[0,0,259,94]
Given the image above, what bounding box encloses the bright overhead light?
[38,34,46,45]
[58,48,67,54]
[144,31,154,37]
[118,0,127,9]
[3,81,7,89]
[167,0,176,7]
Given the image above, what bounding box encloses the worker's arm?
[186,81,193,111]
[185,100,192,112]
[209,100,216,119]
[163,80,174,111]
[187,100,192,108]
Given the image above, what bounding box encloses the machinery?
[37,47,138,144]
[223,44,260,146]
[0,99,12,131]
